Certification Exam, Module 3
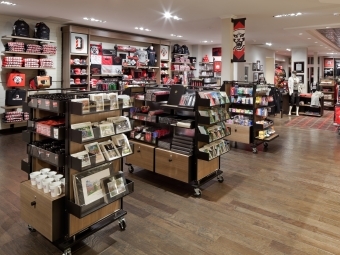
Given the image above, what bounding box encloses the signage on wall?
[70,33,88,54]
[231,18,246,63]
[160,45,169,60]
[213,61,222,72]
[212,47,221,57]
[324,58,334,68]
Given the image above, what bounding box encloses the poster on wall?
[212,47,222,57]
[160,45,169,60]
[231,18,246,62]
[70,33,88,54]
[324,58,334,68]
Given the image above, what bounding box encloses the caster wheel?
[194,188,202,197]
[217,176,224,183]
[28,225,36,232]
[252,148,258,154]
[128,166,134,173]
[263,142,268,148]
[119,219,126,230]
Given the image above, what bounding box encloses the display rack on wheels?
[20,88,134,255]
[222,81,279,154]
[124,85,230,196]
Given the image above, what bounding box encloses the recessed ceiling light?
[171,34,182,37]
[326,27,330,28]
[0,1,16,5]
[334,13,339,16]
[320,45,323,46]
[307,38,311,39]
[274,12,302,18]
[134,27,151,32]
[286,49,291,51]
[163,12,182,20]
[203,40,208,43]
[266,42,272,46]
[134,27,138,29]
[299,33,303,35]
[83,17,106,23]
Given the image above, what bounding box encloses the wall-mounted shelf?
[2,51,55,56]
[2,35,56,43]
[2,67,55,70]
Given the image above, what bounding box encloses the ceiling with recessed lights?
[1,0,340,56]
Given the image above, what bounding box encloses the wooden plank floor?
[1,114,340,255]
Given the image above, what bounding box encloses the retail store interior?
[1,0,340,254]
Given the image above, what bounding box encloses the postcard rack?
[20,89,134,255]
[125,85,230,197]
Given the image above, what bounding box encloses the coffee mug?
[29,172,40,186]
[47,171,57,177]
[42,178,55,193]
[40,168,51,174]
[54,174,63,182]
[36,174,47,189]
[50,181,62,197]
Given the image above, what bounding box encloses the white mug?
[40,168,51,175]
[47,171,57,177]
[36,174,47,189]
[54,174,63,182]
[29,172,41,186]
[50,181,62,197]
[42,178,55,193]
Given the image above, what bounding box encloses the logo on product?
[231,18,246,63]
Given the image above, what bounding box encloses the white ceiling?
[2,0,340,56]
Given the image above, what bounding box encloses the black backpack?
[173,44,180,53]
[182,45,190,55]
[34,22,50,40]
[12,19,30,37]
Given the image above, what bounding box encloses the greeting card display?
[84,142,105,164]
[71,122,94,141]
[71,150,91,168]
[100,173,129,203]
[71,98,90,114]
[112,134,132,156]
[99,140,121,161]
[99,122,115,137]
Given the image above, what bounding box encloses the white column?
[313,52,319,83]
[221,17,235,81]
[291,48,308,93]
[265,58,275,84]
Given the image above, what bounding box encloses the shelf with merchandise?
[27,144,65,167]
[197,127,231,143]
[2,35,56,43]
[197,140,230,161]
[2,51,55,56]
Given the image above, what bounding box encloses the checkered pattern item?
[6,42,25,52]
[40,59,53,68]
[2,57,23,67]
[26,44,42,53]
[42,44,57,55]
[24,58,40,68]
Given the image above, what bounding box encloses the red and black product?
[231,18,246,63]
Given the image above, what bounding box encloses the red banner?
[232,18,246,62]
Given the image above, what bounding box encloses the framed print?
[99,141,121,161]
[212,47,222,57]
[160,45,169,60]
[71,122,94,141]
[71,98,90,114]
[99,122,115,137]
[324,58,334,68]
[294,62,304,73]
[84,142,105,164]
[256,60,260,71]
[71,150,91,168]
[213,61,222,72]
[100,173,129,203]
[73,162,114,205]
[112,134,132,156]
[252,63,257,71]
[70,33,88,54]
[296,75,304,83]
[253,72,259,82]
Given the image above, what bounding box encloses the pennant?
[232,18,246,62]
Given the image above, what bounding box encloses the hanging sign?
[231,18,246,62]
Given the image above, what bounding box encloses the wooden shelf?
[2,35,56,43]
[2,120,27,124]
[70,53,89,56]
[2,51,55,56]
[2,67,55,70]
[1,105,23,110]
[161,59,170,62]
[91,74,123,77]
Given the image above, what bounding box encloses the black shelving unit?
[125,85,229,196]
[223,81,279,153]
[20,89,134,255]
